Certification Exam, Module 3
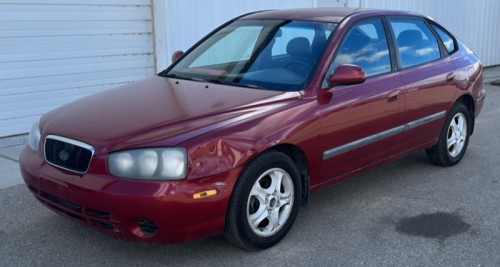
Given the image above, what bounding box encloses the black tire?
[222,150,301,250]
[426,102,471,166]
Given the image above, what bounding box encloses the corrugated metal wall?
[162,0,316,66]
[1,0,497,138]
[352,0,500,66]
[161,0,499,67]
[0,0,155,137]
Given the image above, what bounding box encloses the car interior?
[186,26,332,90]
[244,26,330,82]
[397,29,438,67]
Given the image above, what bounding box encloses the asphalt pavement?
[0,83,499,267]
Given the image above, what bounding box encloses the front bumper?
[19,146,241,244]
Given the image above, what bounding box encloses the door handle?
[388,89,401,102]
[446,72,455,82]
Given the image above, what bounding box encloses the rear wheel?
[426,102,471,166]
[223,151,301,250]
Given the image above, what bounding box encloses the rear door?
[319,17,405,182]
[387,18,458,150]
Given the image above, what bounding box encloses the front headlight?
[28,119,41,152]
[108,148,187,180]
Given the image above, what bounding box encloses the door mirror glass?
[328,64,366,86]
[171,50,184,63]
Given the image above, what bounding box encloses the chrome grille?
[44,135,94,173]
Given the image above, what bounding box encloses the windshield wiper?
[163,74,264,89]
[162,73,206,83]
[206,79,264,90]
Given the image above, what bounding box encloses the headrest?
[397,30,423,48]
[287,37,311,57]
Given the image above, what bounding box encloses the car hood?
[41,76,302,154]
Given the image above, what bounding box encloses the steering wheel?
[283,60,313,72]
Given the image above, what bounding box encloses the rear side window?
[431,25,456,53]
[390,20,441,68]
[330,19,391,77]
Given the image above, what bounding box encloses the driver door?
[319,18,406,181]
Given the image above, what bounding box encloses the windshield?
[162,20,337,91]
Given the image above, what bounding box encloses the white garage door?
[0,0,155,137]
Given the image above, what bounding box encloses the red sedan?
[20,8,485,250]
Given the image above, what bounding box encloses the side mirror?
[328,64,366,87]
[171,50,184,63]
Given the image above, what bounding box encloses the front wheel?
[426,102,471,166]
[223,151,301,250]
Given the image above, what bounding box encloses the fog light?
[138,217,157,236]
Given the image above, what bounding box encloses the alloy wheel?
[246,168,294,237]
[447,113,467,157]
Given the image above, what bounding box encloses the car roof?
[240,8,427,23]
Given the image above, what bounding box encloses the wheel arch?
[236,142,311,207]
[455,93,475,135]
[267,143,310,207]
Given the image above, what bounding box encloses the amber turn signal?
[193,189,218,199]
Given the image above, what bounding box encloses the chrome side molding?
[323,111,446,160]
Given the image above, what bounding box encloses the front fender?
[180,99,322,181]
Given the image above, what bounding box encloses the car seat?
[274,37,316,78]
[397,30,425,67]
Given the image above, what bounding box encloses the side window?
[327,19,391,83]
[431,24,456,53]
[389,20,441,68]
[190,26,262,67]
